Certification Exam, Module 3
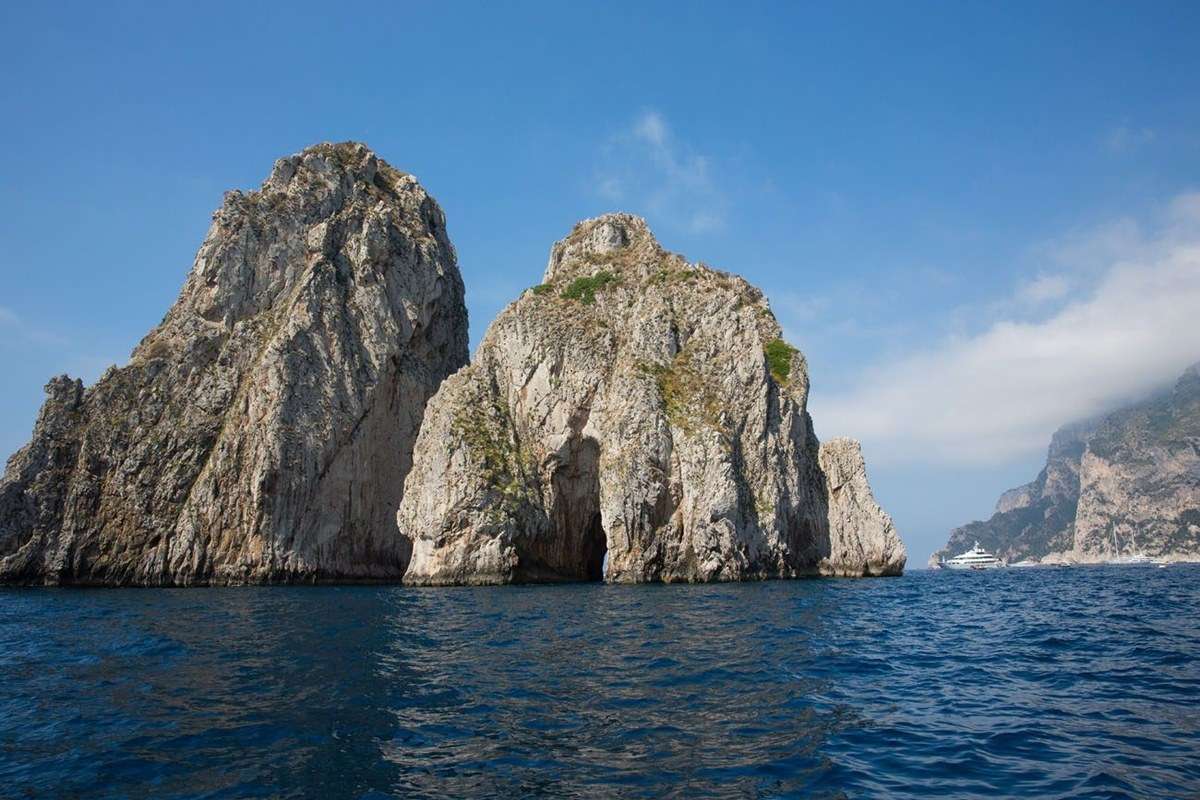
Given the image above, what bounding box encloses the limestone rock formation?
[0,142,468,585]
[935,363,1200,565]
[397,214,904,584]
[819,438,906,576]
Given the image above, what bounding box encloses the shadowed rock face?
[398,214,905,584]
[935,363,1200,565]
[0,142,468,585]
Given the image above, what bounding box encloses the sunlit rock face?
[398,214,905,584]
[0,143,468,585]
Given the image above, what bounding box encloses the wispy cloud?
[773,292,831,325]
[812,192,1200,465]
[1105,124,1156,154]
[633,111,668,147]
[596,176,623,202]
[0,305,115,383]
[593,110,727,234]
[0,306,69,348]
[1017,273,1070,305]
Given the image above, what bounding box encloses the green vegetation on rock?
[450,387,539,522]
[764,338,797,383]
[649,267,700,286]
[642,351,725,437]
[561,271,619,304]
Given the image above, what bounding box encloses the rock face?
[819,437,907,575]
[398,214,904,584]
[935,364,1200,565]
[0,143,468,585]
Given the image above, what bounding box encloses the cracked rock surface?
[0,142,468,585]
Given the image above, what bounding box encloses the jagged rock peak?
[544,213,661,281]
[157,141,452,334]
[260,142,425,205]
[0,142,468,586]
[398,215,904,585]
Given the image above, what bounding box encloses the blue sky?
[3,1,1199,563]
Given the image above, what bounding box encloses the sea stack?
[398,214,905,584]
[0,143,468,585]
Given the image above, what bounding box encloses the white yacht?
[1107,553,1155,565]
[940,542,1006,570]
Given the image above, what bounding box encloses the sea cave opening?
[549,436,608,582]
[583,511,607,582]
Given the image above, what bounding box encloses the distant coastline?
[933,363,1200,567]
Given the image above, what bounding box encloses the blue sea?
[2,566,1198,799]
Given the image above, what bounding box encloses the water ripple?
[1,567,1198,798]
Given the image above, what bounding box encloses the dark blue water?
[2,567,1198,799]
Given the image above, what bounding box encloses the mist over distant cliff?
[935,364,1200,565]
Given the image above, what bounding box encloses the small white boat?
[939,542,1006,570]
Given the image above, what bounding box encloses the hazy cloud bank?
[812,193,1200,465]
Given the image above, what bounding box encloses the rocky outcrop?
[819,438,905,576]
[0,142,468,585]
[935,364,1200,564]
[397,214,904,584]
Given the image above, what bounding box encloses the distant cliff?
[934,364,1200,565]
[0,143,468,585]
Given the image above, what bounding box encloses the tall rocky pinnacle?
[0,142,469,585]
[398,214,905,584]
[934,363,1200,565]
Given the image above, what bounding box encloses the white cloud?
[1034,217,1144,275]
[812,192,1200,465]
[592,110,727,234]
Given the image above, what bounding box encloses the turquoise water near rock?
[2,567,1198,798]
